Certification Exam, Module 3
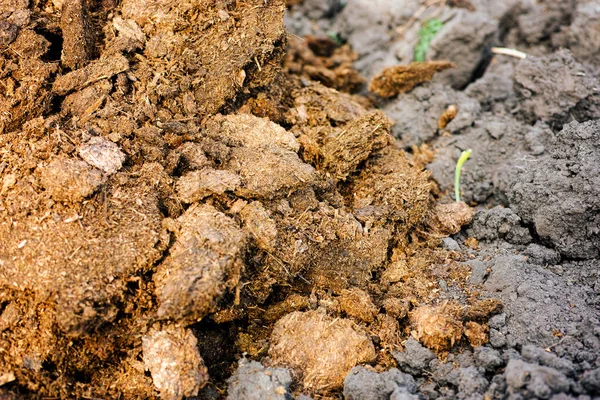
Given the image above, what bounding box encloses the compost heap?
[0,0,498,398]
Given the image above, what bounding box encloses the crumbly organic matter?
[268,310,377,391]
[4,0,600,398]
[369,61,455,98]
[286,1,600,399]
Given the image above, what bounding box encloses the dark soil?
[0,0,599,399]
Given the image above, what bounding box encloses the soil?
[0,0,599,399]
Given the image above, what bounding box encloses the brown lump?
[438,104,458,130]
[269,310,376,391]
[339,288,379,323]
[38,158,105,202]
[410,302,464,352]
[154,204,246,323]
[142,324,209,400]
[60,0,95,69]
[369,61,456,98]
[464,321,489,347]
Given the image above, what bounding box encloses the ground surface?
[0,0,599,399]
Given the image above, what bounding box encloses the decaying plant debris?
[0,0,500,398]
[283,0,600,399]
[369,61,456,98]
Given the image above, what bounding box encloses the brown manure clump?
[0,0,500,397]
[369,61,456,98]
[268,310,377,391]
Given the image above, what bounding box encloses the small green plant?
[455,149,472,203]
[414,18,444,62]
[327,31,343,46]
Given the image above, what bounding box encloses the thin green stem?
[455,149,472,203]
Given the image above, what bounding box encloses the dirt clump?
[504,359,570,399]
[339,288,378,323]
[201,113,317,200]
[343,366,418,400]
[410,302,464,353]
[382,82,481,147]
[346,146,433,229]
[289,83,394,179]
[265,198,393,292]
[467,206,532,245]
[226,359,293,400]
[513,49,600,129]
[431,202,475,235]
[301,109,393,180]
[285,35,365,93]
[38,157,105,202]
[268,310,377,391]
[59,0,95,69]
[369,61,455,98]
[206,113,300,152]
[227,145,316,199]
[393,338,436,376]
[176,169,240,204]
[153,204,247,324]
[142,324,209,400]
[499,119,600,259]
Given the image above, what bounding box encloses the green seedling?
[454,149,472,203]
[327,31,343,46]
[414,18,444,62]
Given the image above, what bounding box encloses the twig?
[544,335,570,352]
[396,0,444,37]
[254,56,262,72]
[491,47,527,59]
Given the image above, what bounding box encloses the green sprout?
[454,149,472,203]
[327,31,343,46]
[414,18,444,62]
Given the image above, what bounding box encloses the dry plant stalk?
[369,61,455,98]
[396,0,445,37]
[491,47,528,59]
[447,0,476,11]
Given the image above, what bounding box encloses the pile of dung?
[0,0,499,398]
